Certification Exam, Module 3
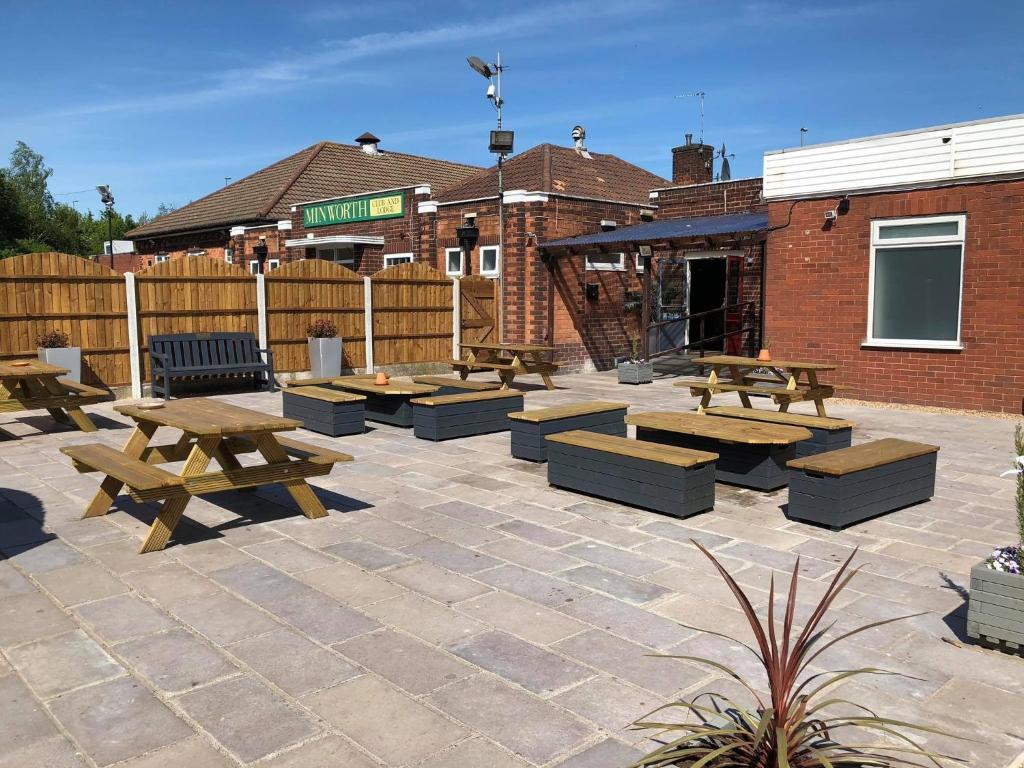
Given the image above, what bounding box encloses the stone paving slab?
[1,371,1024,767]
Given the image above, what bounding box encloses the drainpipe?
[758,239,767,354]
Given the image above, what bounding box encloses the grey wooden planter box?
[546,440,715,518]
[787,452,937,530]
[796,426,852,458]
[968,563,1024,655]
[411,377,502,398]
[617,362,653,385]
[362,393,418,427]
[412,393,524,441]
[511,408,627,462]
[636,427,793,490]
[282,389,365,437]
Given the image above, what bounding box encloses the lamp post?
[96,185,115,268]
[467,53,512,342]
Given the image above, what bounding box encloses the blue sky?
[2,0,1022,217]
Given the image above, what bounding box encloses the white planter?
[38,346,81,382]
[308,337,343,378]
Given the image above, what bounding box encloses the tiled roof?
[127,142,483,239]
[434,143,670,205]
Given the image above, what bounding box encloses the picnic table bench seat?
[786,438,938,529]
[628,411,811,490]
[282,386,366,437]
[149,332,275,399]
[282,377,339,388]
[682,381,836,402]
[412,376,503,397]
[410,389,524,441]
[508,401,628,462]
[545,430,717,518]
[705,406,854,457]
[61,444,184,501]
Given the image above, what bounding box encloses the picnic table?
[451,342,559,390]
[680,354,838,417]
[0,359,106,433]
[61,398,351,553]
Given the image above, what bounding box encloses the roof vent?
[356,132,381,155]
[572,125,592,160]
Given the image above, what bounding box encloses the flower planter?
[38,346,81,383]
[308,337,342,378]
[967,562,1024,654]
[617,361,653,385]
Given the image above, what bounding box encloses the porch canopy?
[537,211,768,250]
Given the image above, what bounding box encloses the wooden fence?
[0,253,482,393]
[0,253,130,386]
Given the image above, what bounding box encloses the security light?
[638,244,653,258]
[489,130,514,154]
[96,185,114,206]
[467,56,493,79]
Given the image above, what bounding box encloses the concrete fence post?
[363,276,374,372]
[255,273,269,362]
[451,277,461,359]
[124,272,143,399]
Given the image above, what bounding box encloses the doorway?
[687,256,726,351]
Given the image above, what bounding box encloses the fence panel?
[0,252,130,386]
[134,257,257,380]
[265,259,366,371]
[371,262,453,365]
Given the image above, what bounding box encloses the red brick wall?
[654,177,765,218]
[671,142,714,185]
[765,179,1024,413]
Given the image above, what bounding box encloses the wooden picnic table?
[0,359,106,433]
[681,354,838,417]
[61,398,351,553]
[452,342,559,390]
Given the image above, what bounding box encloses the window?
[224,248,233,264]
[317,246,354,267]
[480,246,500,277]
[249,259,279,274]
[155,253,169,264]
[635,254,644,273]
[445,247,464,276]
[585,252,625,271]
[867,215,965,349]
[384,253,413,267]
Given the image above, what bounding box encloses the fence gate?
[459,275,497,345]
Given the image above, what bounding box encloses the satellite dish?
[467,56,493,79]
[720,156,731,181]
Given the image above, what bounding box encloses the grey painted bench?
[410,389,524,441]
[508,401,628,462]
[411,376,503,398]
[282,386,366,437]
[330,376,438,427]
[705,406,855,458]
[149,332,275,399]
[786,438,939,529]
[627,411,811,490]
[546,430,717,518]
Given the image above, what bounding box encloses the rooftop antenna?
[224,177,232,186]
[676,91,705,144]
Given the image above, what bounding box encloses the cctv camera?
[486,83,496,101]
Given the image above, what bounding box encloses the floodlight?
[467,56,493,79]
[96,185,114,205]
[489,130,514,154]
[486,83,496,101]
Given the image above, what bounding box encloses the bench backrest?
[149,332,262,369]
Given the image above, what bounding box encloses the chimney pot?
[685,133,693,146]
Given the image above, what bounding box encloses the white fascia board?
[418,201,439,214]
[414,185,431,195]
[230,226,246,237]
[277,220,292,230]
[503,190,549,203]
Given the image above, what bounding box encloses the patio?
[1,370,1023,768]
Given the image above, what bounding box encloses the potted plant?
[967,423,1024,653]
[36,329,81,382]
[631,542,959,767]
[618,338,653,385]
[307,319,342,378]
[756,337,772,363]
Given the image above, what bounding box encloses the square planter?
[967,562,1024,654]
[38,346,81,383]
[308,337,343,378]
[617,361,653,385]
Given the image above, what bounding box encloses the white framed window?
[384,253,414,267]
[155,253,170,264]
[480,245,500,278]
[866,214,965,350]
[317,246,354,267]
[249,259,279,274]
[585,252,625,271]
[224,248,233,264]
[635,254,644,273]
[445,247,464,276]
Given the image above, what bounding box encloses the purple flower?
[987,546,1023,574]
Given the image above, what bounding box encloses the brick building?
[763,113,1024,413]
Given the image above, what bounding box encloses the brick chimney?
[671,133,714,185]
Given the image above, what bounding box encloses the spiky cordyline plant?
[631,542,964,768]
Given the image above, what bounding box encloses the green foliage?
[631,542,963,768]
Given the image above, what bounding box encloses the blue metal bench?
[148,332,275,399]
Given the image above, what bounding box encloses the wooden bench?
[412,376,503,397]
[627,412,811,490]
[330,376,438,427]
[545,430,717,518]
[705,406,854,457]
[62,444,185,502]
[282,386,366,437]
[786,438,938,530]
[149,332,275,399]
[449,358,560,389]
[508,401,628,462]
[410,389,524,441]
[682,381,836,403]
[282,377,339,388]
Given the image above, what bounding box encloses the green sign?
[303,192,405,228]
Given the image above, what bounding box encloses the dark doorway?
[688,257,726,351]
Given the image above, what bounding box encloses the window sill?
[480,272,499,279]
[861,340,963,351]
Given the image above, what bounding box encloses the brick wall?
[765,179,1024,413]
[654,177,765,218]
[671,140,714,185]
